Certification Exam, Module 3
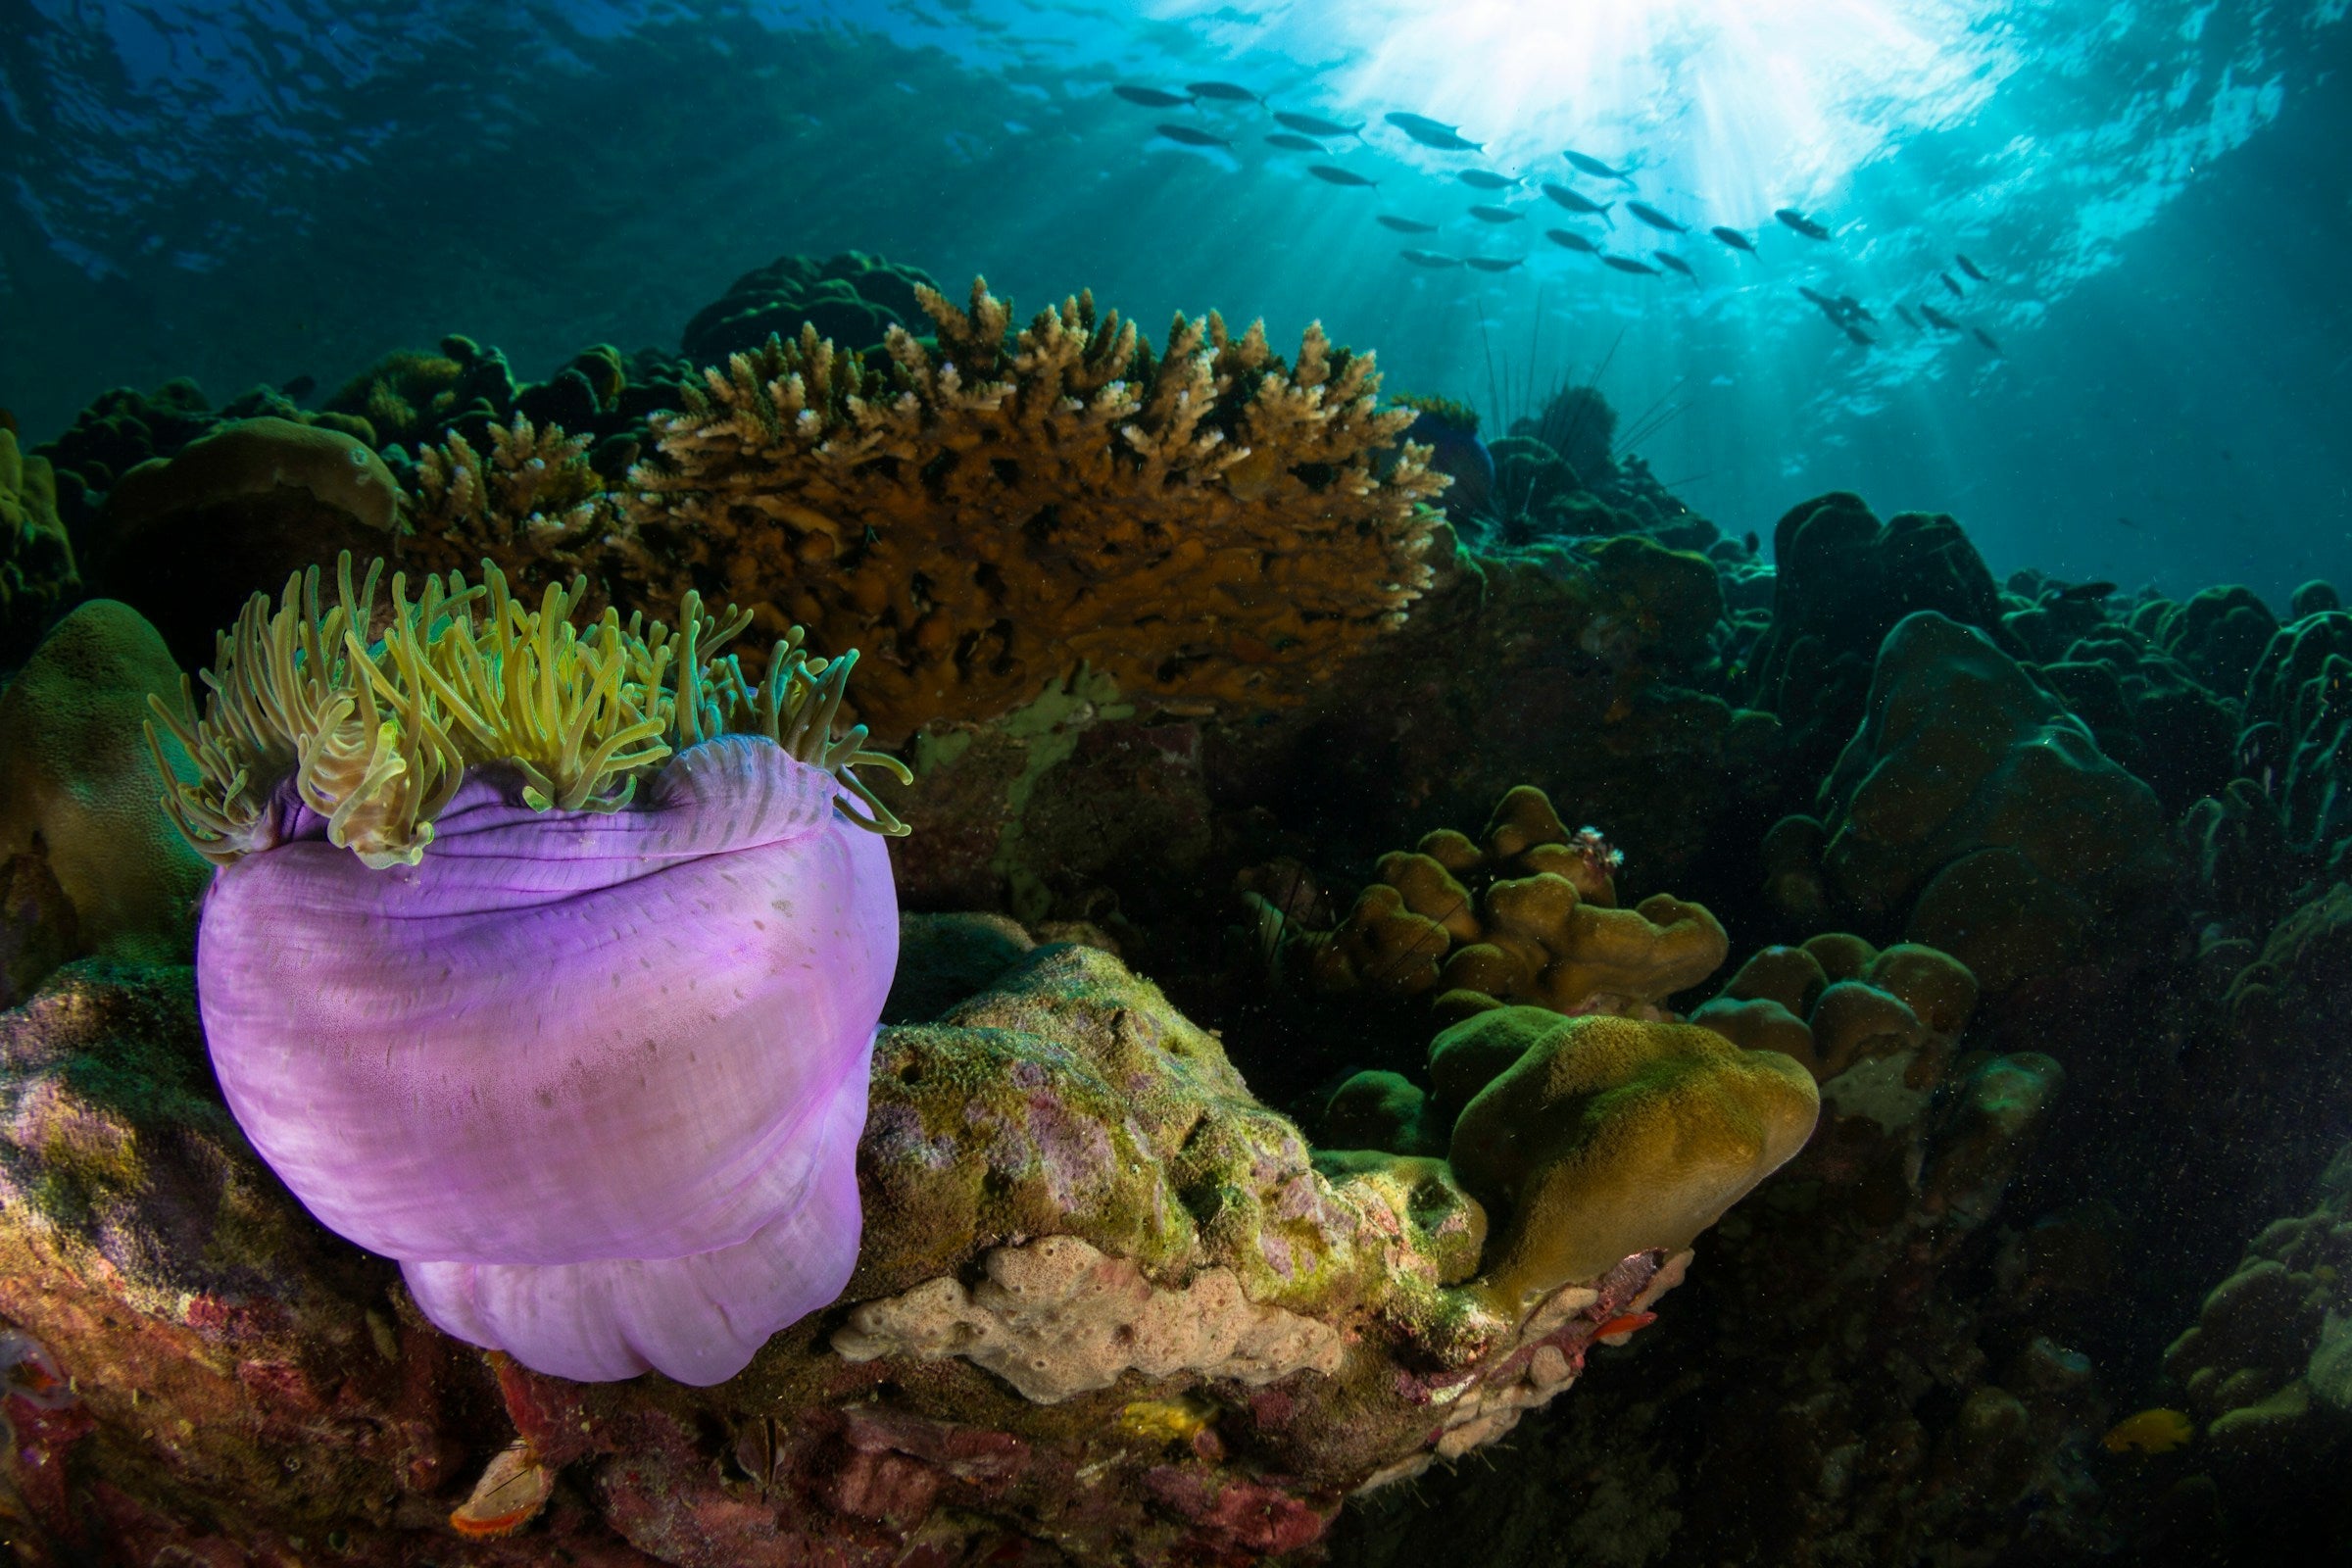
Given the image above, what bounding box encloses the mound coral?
[680,249,941,368]
[1765,611,2174,997]
[92,416,402,666]
[148,554,909,1383]
[1691,932,1980,1087]
[1745,493,2014,772]
[2238,609,2352,867]
[1396,396,1494,522]
[2139,582,2279,695]
[0,601,210,1000]
[2038,623,2237,812]
[1,426,78,661]
[623,277,1446,743]
[2162,1142,2352,1465]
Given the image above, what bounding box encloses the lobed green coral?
[1447,1010,1820,1310]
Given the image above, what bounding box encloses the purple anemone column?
[195,734,896,1385]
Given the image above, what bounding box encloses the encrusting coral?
[619,276,1447,743]
[146,553,911,1384]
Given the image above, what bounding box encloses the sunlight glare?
[1177,0,2014,218]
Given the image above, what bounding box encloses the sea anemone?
[149,557,908,1384]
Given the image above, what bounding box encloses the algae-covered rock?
[0,933,1730,1562]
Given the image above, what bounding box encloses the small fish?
[1895,304,1921,330]
[1601,255,1659,275]
[1377,215,1440,233]
[1115,85,1193,108]
[1774,208,1831,240]
[1709,225,1755,253]
[1563,150,1637,184]
[1919,303,1960,332]
[1399,249,1463,268]
[1625,201,1686,233]
[1275,110,1362,138]
[1309,165,1378,187]
[2102,1407,2192,1454]
[1265,132,1324,151]
[2112,514,2143,531]
[1843,324,1875,346]
[1955,252,1988,281]
[1655,252,1696,279]
[1187,80,1261,104]
[1592,1310,1657,1341]
[1468,204,1522,223]
[1458,170,1518,190]
[1541,183,1614,225]
[1464,256,1524,272]
[1121,1394,1219,1445]
[1973,326,2003,355]
[1386,112,1482,151]
[2054,579,2117,602]
[1156,122,1231,148]
[1544,227,1601,254]
[1940,270,1964,297]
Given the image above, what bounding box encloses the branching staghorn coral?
[624,276,1448,743]
[397,414,625,587]
[145,553,909,870]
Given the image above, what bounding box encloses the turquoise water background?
[3,0,2347,599]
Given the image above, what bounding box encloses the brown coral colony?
[392,276,1448,747]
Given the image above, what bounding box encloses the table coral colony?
[148,556,910,1384]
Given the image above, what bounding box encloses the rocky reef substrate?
[5,259,2350,1566]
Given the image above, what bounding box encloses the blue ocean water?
[4,0,2347,601]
